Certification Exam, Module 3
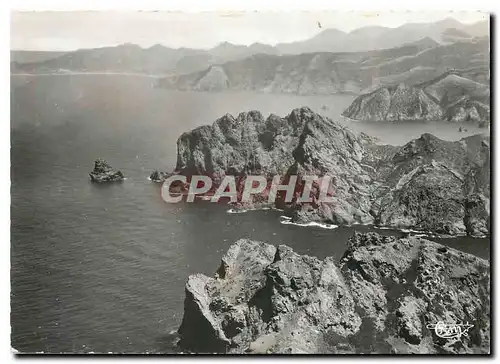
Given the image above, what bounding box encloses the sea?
[10,74,490,353]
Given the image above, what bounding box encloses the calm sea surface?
[10,74,489,353]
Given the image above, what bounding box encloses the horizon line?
[10,15,489,52]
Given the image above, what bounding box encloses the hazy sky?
[11,11,488,51]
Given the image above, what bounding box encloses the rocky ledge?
[177,233,490,354]
[89,159,124,182]
[157,107,490,237]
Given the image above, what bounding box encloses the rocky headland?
[89,159,125,183]
[342,69,490,127]
[177,233,490,354]
[159,107,490,237]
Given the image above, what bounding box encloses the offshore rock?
[178,233,490,354]
[89,159,124,183]
[150,170,168,183]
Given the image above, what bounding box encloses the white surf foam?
[280,217,338,230]
[227,208,248,214]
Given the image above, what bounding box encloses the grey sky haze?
[11,11,488,51]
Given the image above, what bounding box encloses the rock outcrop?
[162,107,490,237]
[89,159,124,182]
[342,70,490,127]
[342,83,443,121]
[370,133,490,236]
[177,233,490,354]
[150,170,168,183]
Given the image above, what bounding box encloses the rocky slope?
[162,107,490,237]
[370,133,490,236]
[342,69,490,127]
[177,233,490,353]
[440,28,475,43]
[158,38,489,95]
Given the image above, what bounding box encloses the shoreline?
[220,203,489,239]
[10,72,164,78]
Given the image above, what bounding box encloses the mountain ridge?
[11,19,489,76]
[275,19,488,54]
[157,38,489,95]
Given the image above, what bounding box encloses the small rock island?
[149,170,168,183]
[89,159,125,182]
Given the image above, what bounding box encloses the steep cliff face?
[342,71,490,127]
[177,233,490,354]
[169,107,490,237]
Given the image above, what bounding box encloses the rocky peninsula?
[342,69,490,127]
[89,159,125,183]
[159,107,489,237]
[177,232,490,354]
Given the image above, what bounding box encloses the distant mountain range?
[10,50,67,64]
[274,18,488,54]
[11,18,489,76]
[10,42,281,76]
[158,37,489,95]
[342,68,490,127]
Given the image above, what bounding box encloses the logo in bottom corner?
[426,321,474,339]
